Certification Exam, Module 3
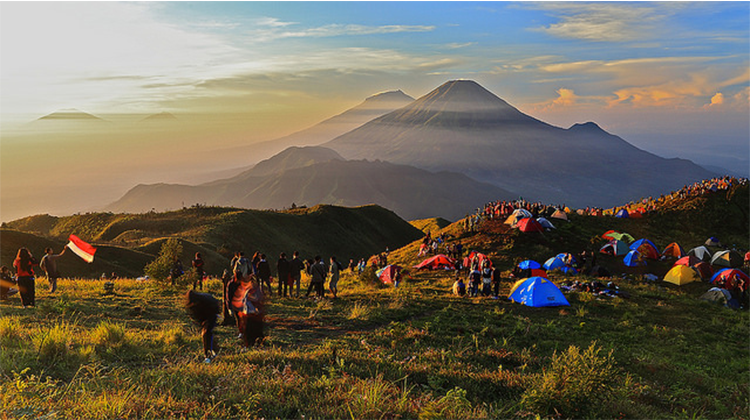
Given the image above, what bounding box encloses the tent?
[700,287,732,306]
[710,250,743,268]
[630,239,659,252]
[704,237,722,248]
[518,260,541,270]
[600,240,629,256]
[710,268,749,292]
[556,253,577,266]
[550,209,568,221]
[687,246,712,262]
[537,217,556,230]
[745,251,750,263]
[663,265,700,286]
[615,209,629,218]
[674,255,701,267]
[414,254,456,270]
[508,277,570,307]
[376,265,402,285]
[561,266,578,275]
[543,256,567,271]
[512,208,533,219]
[464,251,492,269]
[661,242,685,258]
[517,218,544,233]
[602,230,635,243]
[504,214,520,227]
[623,250,645,267]
[693,262,713,280]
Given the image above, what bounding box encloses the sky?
[1,1,748,221]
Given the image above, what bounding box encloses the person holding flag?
[40,246,67,293]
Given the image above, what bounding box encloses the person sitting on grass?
[452,276,466,296]
[184,289,220,363]
[0,266,17,302]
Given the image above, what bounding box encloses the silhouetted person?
[277,252,290,297]
[40,246,66,293]
[289,251,304,297]
[13,248,38,308]
[192,252,205,290]
[184,289,220,363]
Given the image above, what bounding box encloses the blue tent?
[543,257,567,271]
[518,260,542,270]
[623,250,645,267]
[509,277,570,307]
[615,209,629,218]
[629,238,659,253]
[561,266,578,275]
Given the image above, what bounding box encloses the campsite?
[1,179,748,419]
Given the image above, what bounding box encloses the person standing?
[13,248,38,308]
[233,251,251,280]
[184,289,220,363]
[220,269,234,326]
[170,256,184,286]
[192,252,205,290]
[289,251,304,298]
[306,255,327,298]
[276,252,290,298]
[256,254,272,296]
[39,246,66,293]
[234,276,265,348]
[329,256,341,299]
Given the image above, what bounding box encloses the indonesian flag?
[67,234,97,263]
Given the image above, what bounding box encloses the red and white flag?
[67,234,97,263]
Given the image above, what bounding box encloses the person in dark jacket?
[289,251,305,298]
[184,289,220,363]
[305,255,327,298]
[276,252,290,298]
[256,254,272,296]
[13,248,38,308]
[220,269,234,326]
[192,252,205,290]
[39,246,66,293]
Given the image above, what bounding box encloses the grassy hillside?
[409,217,452,235]
[2,204,424,278]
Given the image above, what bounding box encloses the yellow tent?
[504,214,518,227]
[550,209,568,221]
[663,265,700,286]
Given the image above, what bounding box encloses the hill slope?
[106,147,514,220]
[2,204,424,278]
[324,80,715,207]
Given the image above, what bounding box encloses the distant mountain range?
[107,146,514,220]
[324,80,715,207]
[106,79,716,220]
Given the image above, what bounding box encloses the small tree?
[144,238,183,284]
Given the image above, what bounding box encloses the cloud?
[552,88,578,107]
[443,42,474,50]
[532,3,665,42]
[250,23,435,42]
[707,93,725,107]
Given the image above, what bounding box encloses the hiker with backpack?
[192,252,205,290]
[39,246,67,293]
[184,289,220,363]
[329,256,342,299]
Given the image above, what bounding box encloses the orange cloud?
[551,88,579,107]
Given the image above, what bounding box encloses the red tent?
[517,218,543,233]
[635,243,660,260]
[377,265,402,284]
[693,262,713,280]
[662,242,685,258]
[463,251,492,269]
[712,269,749,292]
[414,254,456,270]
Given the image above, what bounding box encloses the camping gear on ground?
[615,209,629,218]
[710,250,743,268]
[414,254,456,270]
[509,277,570,307]
[687,246,712,262]
[600,240,629,256]
[704,237,722,248]
[700,287,733,306]
[623,250,645,267]
[661,242,685,258]
[663,265,700,286]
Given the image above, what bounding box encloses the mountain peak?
[36,109,104,121]
[364,89,413,103]
[142,112,177,122]
[569,121,605,132]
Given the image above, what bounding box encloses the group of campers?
[184,250,354,363]
[1,246,69,308]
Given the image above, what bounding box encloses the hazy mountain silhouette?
[141,112,178,122]
[324,80,715,207]
[222,90,414,167]
[107,146,512,220]
[36,109,106,121]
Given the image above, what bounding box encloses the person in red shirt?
[13,248,38,308]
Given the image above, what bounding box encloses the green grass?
[0,270,747,419]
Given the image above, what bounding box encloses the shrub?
[90,321,126,347]
[419,387,473,420]
[521,342,620,418]
[144,238,183,284]
[32,323,73,360]
[348,301,372,320]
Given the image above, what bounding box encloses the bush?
[521,342,620,418]
[144,238,183,284]
[0,317,22,346]
[33,323,73,361]
[90,321,126,347]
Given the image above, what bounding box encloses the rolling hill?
[324,80,716,207]
[106,146,514,220]
[1,204,424,278]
